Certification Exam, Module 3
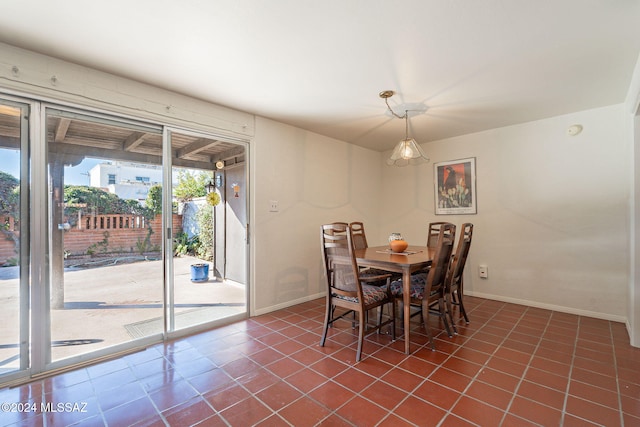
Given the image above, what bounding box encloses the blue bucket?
[190,263,209,282]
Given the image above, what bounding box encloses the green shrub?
[195,205,213,261]
[173,232,201,257]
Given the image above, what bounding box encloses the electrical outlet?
[478,265,488,279]
[269,200,279,212]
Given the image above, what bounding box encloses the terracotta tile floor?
[1,296,639,426]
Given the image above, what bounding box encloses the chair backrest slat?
[349,221,368,250]
[426,223,456,294]
[321,222,361,298]
[427,221,455,248]
[446,223,473,290]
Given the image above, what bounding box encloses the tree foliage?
[0,171,19,216]
[173,170,210,202]
[145,184,162,216]
[195,204,214,261]
[64,186,150,218]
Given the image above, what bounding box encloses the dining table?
[354,245,435,354]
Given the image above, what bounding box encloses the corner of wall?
[626,50,640,347]
[626,52,640,114]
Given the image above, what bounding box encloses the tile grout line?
[12,299,634,427]
[431,300,509,426]
[370,298,505,426]
[611,320,625,427]
[495,306,549,427]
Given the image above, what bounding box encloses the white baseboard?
[254,290,628,327]
[466,290,627,324]
[253,292,326,316]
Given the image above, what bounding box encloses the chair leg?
[376,303,395,338]
[390,300,396,340]
[439,296,453,338]
[320,298,332,347]
[356,310,365,362]
[422,300,435,351]
[457,287,469,324]
[445,292,458,334]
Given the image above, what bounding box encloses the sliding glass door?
[46,108,166,364]
[0,99,30,382]
[166,130,247,334]
[0,96,249,385]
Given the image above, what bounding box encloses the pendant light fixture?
[380,90,429,166]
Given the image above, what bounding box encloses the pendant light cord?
[383,96,410,140]
[383,96,408,120]
[404,112,409,140]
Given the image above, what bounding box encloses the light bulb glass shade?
[386,138,429,166]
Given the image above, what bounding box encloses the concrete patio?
[0,255,246,372]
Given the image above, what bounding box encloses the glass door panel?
[46,108,165,363]
[168,131,246,331]
[0,101,29,379]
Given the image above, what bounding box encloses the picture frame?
[434,157,477,215]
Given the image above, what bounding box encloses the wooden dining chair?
[390,223,456,350]
[349,221,396,280]
[445,223,474,332]
[320,223,396,361]
[427,222,455,248]
[349,221,370,250]
[413,221,455,278]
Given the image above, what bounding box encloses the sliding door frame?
[0,95,33,385]
[0,88,251,387]
[163,126,250,340]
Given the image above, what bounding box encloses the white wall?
[251,117,382,313]
[627,51,640,347]
[2,41,636,327]
[0,42,385,317]
[632,110,640,345]
[0,42,253,140]
[381,105,630,321]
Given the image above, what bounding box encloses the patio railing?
[81,214,147,230]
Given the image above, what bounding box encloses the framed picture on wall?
[434,157,477,215]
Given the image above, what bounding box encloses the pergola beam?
[176,138,221,159]
[54,118,71,143]
[123,132,146,151]
[212,146,245,164]
[49,142,221,171]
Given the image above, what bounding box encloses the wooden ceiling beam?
[0,135,20,150]
[211,146,245,163]
[54,118,71,143]
[176,138,221,159]
[123,132,146,151]
[49,142,218,171]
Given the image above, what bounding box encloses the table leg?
[403,267,411,354]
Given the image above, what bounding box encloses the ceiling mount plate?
[379,90,395,99]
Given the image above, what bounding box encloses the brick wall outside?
[0,231,19,265]
[0,214,182,265]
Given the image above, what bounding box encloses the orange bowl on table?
[389,239,408,253]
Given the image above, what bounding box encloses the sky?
[0,149,102,185]
[1,148,191,188]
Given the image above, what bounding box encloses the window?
[108,174,116,185]
[135,176,150,183]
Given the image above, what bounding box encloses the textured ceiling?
[0,0,639,152]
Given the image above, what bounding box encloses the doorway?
[166,129,247,334]
[0,97,249,385]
